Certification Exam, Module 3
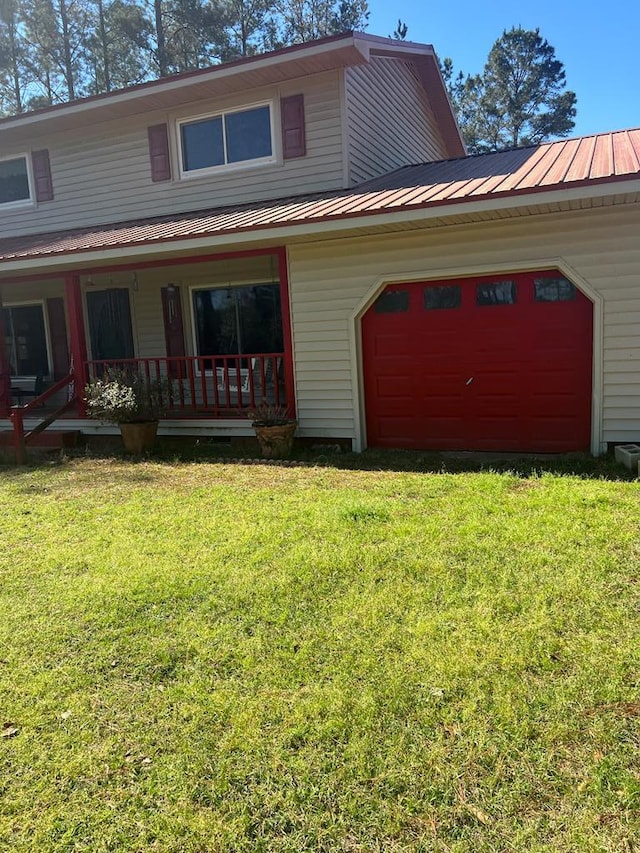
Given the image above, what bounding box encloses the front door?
[86,289,135,363]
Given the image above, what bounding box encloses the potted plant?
[249,401,297,459]
[85,370,170,454]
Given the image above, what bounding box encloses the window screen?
[225,106,272,163]
[181,118,224,171]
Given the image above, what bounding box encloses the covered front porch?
[0,247,295,444]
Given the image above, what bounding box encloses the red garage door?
[362,270,593,452]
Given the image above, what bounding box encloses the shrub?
[85,370,171,423]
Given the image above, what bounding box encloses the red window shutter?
[281,94,306,159]
[148,124,172,182]
[32,149,54,202]
[161,286,186,378]
[46,297,69,379]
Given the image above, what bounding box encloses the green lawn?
[0,455,639,852]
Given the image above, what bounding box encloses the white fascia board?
[2,179,640,276]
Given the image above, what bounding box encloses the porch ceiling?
[1,128,640,271]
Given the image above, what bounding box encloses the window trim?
[176,100,277,180]
[2,299,53,378]
[0,153,33,208]
[188,279,284,375]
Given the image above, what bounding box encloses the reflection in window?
[181,105,272,172]
[424,285,461,310]
[2,304,48,376]
[534,277,576,302]
[192,283,283,361]
[477,280,516,306]
[0,156,30,205]
[374,289,409,313]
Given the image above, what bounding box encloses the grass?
[0,453,639,851]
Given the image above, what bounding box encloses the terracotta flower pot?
[119,421,159,454]
[254,422,297,459]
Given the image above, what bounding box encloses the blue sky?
[367,0,640,137]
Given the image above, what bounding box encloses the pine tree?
[88,0,153,92]
[276,0,368,44]
[444,27,577,153]
[390,18,407,40]
[224,0,275,58]
[0,0,28,112]
[23,0,93,103]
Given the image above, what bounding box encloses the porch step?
[0,430,81,449]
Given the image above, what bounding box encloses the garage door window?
[424,285,461,310]
[374,290,409,313]
[534,277,576,302]
[477,280,516,306]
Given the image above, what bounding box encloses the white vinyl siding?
[0,73,344,240]
[345,57,449,185]
[287,203,640,446]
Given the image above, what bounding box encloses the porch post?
[276,247,296,419]
[64,273,89,416]
[0,286,11,417]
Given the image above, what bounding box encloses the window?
[180,104,273,174]
[192,283,283,362]
[2,303,49,376]
[374,289,409,313]
[534,277,576,302]
[0,156,30,205]
[477,280,517,306]
[424,285,461,310]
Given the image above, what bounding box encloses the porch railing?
[10,372,77,465]
[85,354,286,416]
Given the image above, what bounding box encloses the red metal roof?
[1,129,639,265]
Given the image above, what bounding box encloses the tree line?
[0,0,369,114]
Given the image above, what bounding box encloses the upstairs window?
[0,156,30,205]
[179,104,274,175]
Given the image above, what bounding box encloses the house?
[1,31,639,456]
